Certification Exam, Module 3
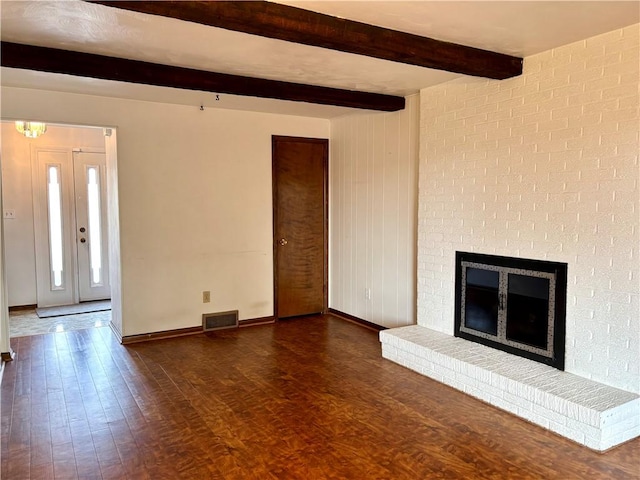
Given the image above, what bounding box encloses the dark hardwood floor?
[2,314,638,479]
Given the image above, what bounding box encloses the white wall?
[0,167,11,356]
[104,129,123,336]
[330,95,419,327]
[1,123,105,306]
[1,87,329,336]
[418,25,639,393]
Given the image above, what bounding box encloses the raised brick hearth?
[380,326,640,451]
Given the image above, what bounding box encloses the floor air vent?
[202,310,239,332]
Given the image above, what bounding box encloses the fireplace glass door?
[464,268,499,336]
[455,252,566,370]
[506,274,550,349]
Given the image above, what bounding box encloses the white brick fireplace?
[381,25,639,450]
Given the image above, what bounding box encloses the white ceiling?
[1,1,639,118]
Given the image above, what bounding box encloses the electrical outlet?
[202,291,211,303]
[365,288,371,300]
[3,210,16,220]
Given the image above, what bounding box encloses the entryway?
[9,306,110,337]
[1,121,121,342]
[33,147,110,307]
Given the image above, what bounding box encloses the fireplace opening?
[455,252,567,370]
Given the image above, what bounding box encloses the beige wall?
[1,87,329,336]
[329,95,419,327]
[1,123,105,306]
[418,25,639,392]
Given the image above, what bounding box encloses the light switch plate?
[3,210,16,219]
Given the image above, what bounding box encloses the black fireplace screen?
[455,252,567,370]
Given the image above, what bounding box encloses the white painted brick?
[620,45,640,65]
[586,52,622,69]
[586,29,623,48]
[417,24,639,424]
[601,414,640,441]
[553,60,585,77]
[511,83,541,100]
[602,106,638,123]
[518,407,548,428]
[566,417,603,440]
[567,91,603,108]
[503,391,534,411]
[583,76,622,93]
[569,67,605,84]
[550,127,583,142]
[604,59,639,77]
[601,427,640,451]
[532,403,569,426]
[547,419,577,442]
[615,142,640,157]
[538,118,569,131]
[490,395,519,414]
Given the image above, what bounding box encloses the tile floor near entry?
[9,308,111,337]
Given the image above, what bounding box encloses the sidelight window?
[47,165,64,289]
[86,166,103,286]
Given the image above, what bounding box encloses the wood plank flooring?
[2,314,638,479]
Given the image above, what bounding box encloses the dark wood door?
[273,136,327,319]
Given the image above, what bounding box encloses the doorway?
[272,136,328,319]
[33,147,110,307]
[1,121,121,345]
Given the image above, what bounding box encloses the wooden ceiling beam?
[89,0,523,80]
[0,42,405,112]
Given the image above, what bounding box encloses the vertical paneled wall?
[330,95,419,328]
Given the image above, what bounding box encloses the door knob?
[279,238,288,246]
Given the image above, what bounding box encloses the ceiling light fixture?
[15,121,47,139]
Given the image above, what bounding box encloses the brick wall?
[417,25,639,393]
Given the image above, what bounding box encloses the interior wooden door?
[273,136,327,319]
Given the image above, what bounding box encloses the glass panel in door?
[34,149,76,307]
[506,274,550,349]
[74,152,110,301]
[47,165,65,289]
[464,267,499,336]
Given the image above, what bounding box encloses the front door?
[33,147,110,307]
[73,151,110,301]
[272,136,327,318]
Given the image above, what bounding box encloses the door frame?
[1,120,122,361]
[272,135,329,320]
[31,145,78,307]
[31,145,108,307]
[72,149,111,302]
